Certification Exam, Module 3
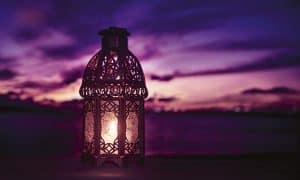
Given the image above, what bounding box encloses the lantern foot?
[96,157,125,168]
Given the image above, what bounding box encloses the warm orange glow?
[108,119,118,141]
[102,114,118,144]
[126,112,138,143]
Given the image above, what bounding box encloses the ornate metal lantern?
[79,27,148,167]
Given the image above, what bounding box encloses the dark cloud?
[0,56,16,67]
[39,44,82,60]
[3,0,300,44]
[145,96,177,103]
[18,66,84,90]
[0,91,26,100]
[60,66,84,85]
[197,38,300,51]
[39,0,129,47]
[136,44,161,60]
[17,80,61,91]
[132,12,225,35]
[150,74,174,81]
[19,81,45,89]
[0,68,18,80]
[150,51,300,81]
[131,0,300,35]
[157,97,177,103]
[8,0,272,48]
[0,56,15,63]
[7,0,300,61]
[16,65,84,91]
[242,86,299,95]
[13,27,44,43]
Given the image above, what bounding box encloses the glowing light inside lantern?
[107,118,117,142]
[113,55,118,61]
[102,113,118,144]
[126,112,138,143]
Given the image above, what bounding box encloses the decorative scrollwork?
[101,100,119,112]
[125,100,140,120]
[126,100,140,112]
[79,49,148,98]
[100,138,119,155]
[125,138,140,154]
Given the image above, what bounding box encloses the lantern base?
[96,156,144,167]
[97,157,124,167]
[81,153,144,167]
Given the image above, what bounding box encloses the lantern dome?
[79,27,148,99]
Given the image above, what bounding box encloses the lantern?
[79,27,148,167]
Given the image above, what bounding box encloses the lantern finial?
[98,27,130,49]
[98,27,130,36]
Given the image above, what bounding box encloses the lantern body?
[79,27,148,166]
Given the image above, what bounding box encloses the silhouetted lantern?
[79,27,148,167]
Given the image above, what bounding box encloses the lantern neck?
[99,27,130,50]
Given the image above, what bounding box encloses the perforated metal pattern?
[79,50,148,98]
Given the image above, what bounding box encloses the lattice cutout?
[125,138,140,154]
[101,100,119,112]
[126,100,140,112]
[100,138,119,155]
[79,50,148,98]
[124,55,143,82]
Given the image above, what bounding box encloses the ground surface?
[1,156,299,180]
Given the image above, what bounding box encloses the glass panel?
[84,112,94,143]
[101,112,118,144]
[126,112,138,143]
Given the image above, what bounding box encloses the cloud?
[0,56,16,68]
[17,80,61,91]
[149,51,300,81]
[18,81,47,89]
[157,97,177,102]
[150,74,174,81]
[12,28,81,61]
[7,0,300,63]
[138,44,161,60]
[39,44,81,60]
[13,27,44,43]
[18,66,84,90]
[0,68,18,80]
[197,38,300,51]
[242,86,299,95]
[60,66,84,85]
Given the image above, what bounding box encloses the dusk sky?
[0,0,300,110]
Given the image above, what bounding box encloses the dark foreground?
[1,155,299,180]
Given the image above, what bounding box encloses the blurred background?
[0,0,299,159]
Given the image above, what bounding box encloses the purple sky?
[0,0,300,110]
